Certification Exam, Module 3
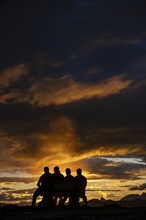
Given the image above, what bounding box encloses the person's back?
[75,168,87,206]
[62,168,76,206]
[75,174,87,191]
[52,166,64,206]
[32,166,52,206]
[38,168,52,191]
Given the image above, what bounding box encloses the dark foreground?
[0,205,146,220]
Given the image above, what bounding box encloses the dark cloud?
[81,157,146,180]
[0,82,145,173]
[0,0,145,68]
[0,187,36,204]
[62,85,145,152]
[0,177,37,184]
[0,187,14,190]
[0,187,35,203]
[129,183,146,191]
[0,192,31,202]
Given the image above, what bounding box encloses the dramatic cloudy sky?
[0,0,146,204]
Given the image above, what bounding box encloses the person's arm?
[84,177,87,188]
[37,176,42,187]
[85,178,87,188]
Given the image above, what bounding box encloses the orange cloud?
[0,116,81,173]
[1,124,145,176]
[0,90,26,104]
[20,73,132,106]
[1,71,133,105]
[0,63,28,88]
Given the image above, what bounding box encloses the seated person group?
[32,166,87,207]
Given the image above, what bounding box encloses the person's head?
[76,168,82,175]
[44,167,49,173]
[66,168,71,175]
[54,166,59,173]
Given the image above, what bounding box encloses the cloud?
[80,157,146,180]
[0,104,145,176]
[92,33,143,47]
[0,79,145,175]
[28,74,132,106]
[0,63,28,88]
[0,187,14,190]
[0,115,82,173]
[129,183,146,191]
[0,91,26,104]
[87,67,104,75]
[30,51,64,69]
[76,32,145,55]
[0,63,145,178]
[2,118,145,180]
[0,192,32,202]
[0,187,37,205]
[0,177,37,184]
[0,72,132,106]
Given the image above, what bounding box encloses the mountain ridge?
[87,192,146,208]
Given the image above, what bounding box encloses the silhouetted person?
[52,166,64,205]
[61,168,75,206]
[52,166,64,180]
[75,168,87,206]
[32,167,52,206]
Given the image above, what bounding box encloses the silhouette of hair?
[77,168,82,175]
[66,168,71,175]
[44,167,49,173]
[54,166,59,172]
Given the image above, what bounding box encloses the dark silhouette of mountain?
[100,197,116,206]
[87,199,103,207]
[120,192,146,201]
[86,193,146,208]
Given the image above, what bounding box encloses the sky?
[0,0,146,205]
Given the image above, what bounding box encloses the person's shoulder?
[81,175,87,180]
[47,172,52,177]
[39,173,45,179]
[71,175,75,178]
[65,175,75,179]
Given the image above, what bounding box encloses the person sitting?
[32,167,52,206]
[61,168,76,206]
[75,168,87,206]
[52,166,64,206]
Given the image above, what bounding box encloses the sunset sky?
[0,0,146,205]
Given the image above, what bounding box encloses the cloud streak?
[75,32,145,55]
[0,71,132,106]
[0,177,37,184]
[80,157,146,180]
[27,74,132,106]
[0,63,28,88]
[129,183,146,191]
